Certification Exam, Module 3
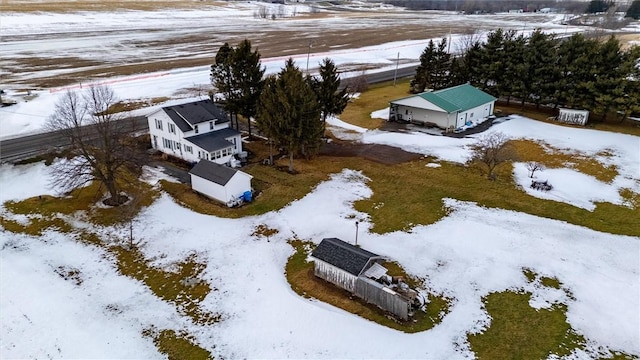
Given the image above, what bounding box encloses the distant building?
[388,84,496,132]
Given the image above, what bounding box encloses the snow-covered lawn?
[1,3,639,358]
[2,111,639,358]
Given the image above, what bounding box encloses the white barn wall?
[456,103,494,128]
[191,175,228,203]
[225,173,252,199]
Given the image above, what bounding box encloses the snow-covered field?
[1,2,639,359]
[2,114,640,358]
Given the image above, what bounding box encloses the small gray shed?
[311,238,420,320]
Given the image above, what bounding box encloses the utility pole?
[355,221,359,246]
[393,52,399,86]
[306,40,313,76]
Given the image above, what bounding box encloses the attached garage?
[389,84,496,132]
[189,159,253,205]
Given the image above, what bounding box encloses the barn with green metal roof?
[388,84,496,131]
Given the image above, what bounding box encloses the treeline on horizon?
[380,0,620,14]
[412,30,640,122]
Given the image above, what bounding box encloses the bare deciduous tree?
[470,131,518,180]
[525,161,545,178]
[46,86,145,206]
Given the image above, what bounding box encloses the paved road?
[0,66,416,163]
[0,116,149,163]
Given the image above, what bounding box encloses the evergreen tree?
[499,30,525,104]
[256,58,321,172]
[590,36,625,121]
[450,40,484,87]
[211,43,238,127]
[230,39,265,139]
[310,58,349,135]
[524,30,558,108]
[479,29,507,96]
[626,0,640,19]
[617,46,640,121]
[586,0,611,13]
[411,38,451,93]
[555,34,599,108]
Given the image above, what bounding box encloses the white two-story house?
[147,99,242,165]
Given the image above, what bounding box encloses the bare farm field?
[0,0,581,89]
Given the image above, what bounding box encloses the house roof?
[189,159,238,186]
[163,99,229,132]
[311,238,380,276]
[419,84,496,113]
[185,128,240,152]
[391,84,496,114]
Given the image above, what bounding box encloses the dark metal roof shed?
[189,159,237,186]
[311,238,380,276]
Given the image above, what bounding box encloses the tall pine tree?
[211,43,239,128]
[230,39,265,139]
[310,58,349,135]
[411,38,451,93]
[256,58,321,172]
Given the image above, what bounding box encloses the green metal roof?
[419,84,496,113]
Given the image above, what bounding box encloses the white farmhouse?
[189,159,253,205]
[147,99,242,164]
[389,84,496,132]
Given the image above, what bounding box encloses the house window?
[209,121,214,130]
[155,119,163,131]
[232,138,237,150]
[169,123,176,134]
[185,145,192,154]
[163,138,171,149]
[405,110,409,115]
[175,141,180,151]
[194,124,199,134]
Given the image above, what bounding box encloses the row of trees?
[413,30,640,122]
[382,0,610,14]
[210,40,349,172]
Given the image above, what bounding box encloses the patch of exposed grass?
[114,247,219,325]
[352,159,640,237]
[511,139,618,183]
[285,240,450,333]
[0,214,72,236]
[108,97,171,113]
[4,180,159,227]
[468,291,586,360]
[144,329,212,360]
[339,79,411,130]
[160,138,640,237]
[523,268,562,290]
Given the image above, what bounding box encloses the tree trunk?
[288,151,294,173]
[269,139,274,165]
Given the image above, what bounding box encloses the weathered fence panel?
[355,277,410,320]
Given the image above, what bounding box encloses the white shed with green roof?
[389,84,496,131]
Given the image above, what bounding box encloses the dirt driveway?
[319,141,422,165]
